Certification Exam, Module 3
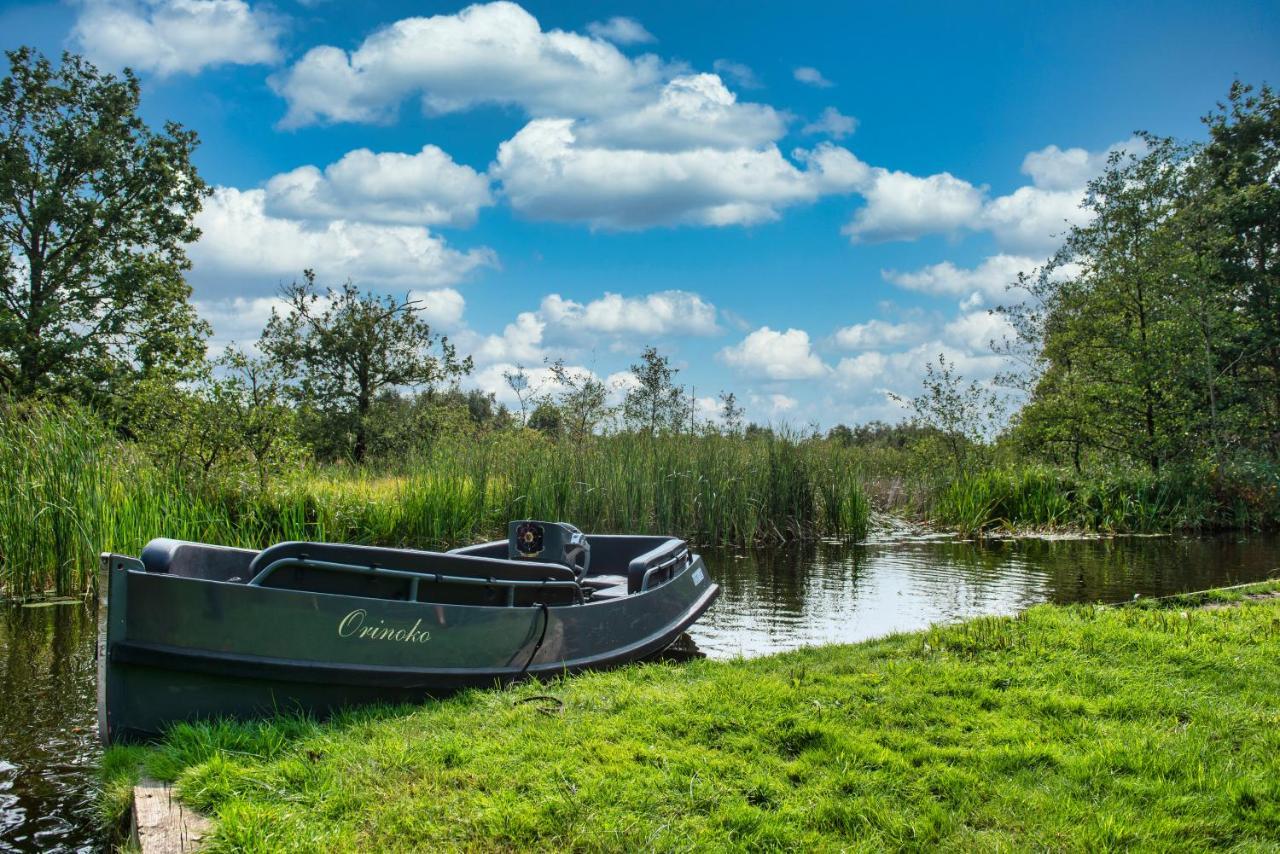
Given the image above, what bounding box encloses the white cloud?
[540,291,719,339]
[793,66,833,88]
[188,187,497,294]
[461,290,718,365]
[193,295,288,355]
[73,0,282,77]
[586,16,655,45]
[408,288,467,330]
[833,319,925,350]
[944,310,1014,352]
[712,59,761,89]
[883,254,1040,300]
[471,362,601,408]
[842,168,986,243]
[1021,137,1145,192]
[273,1,667,127]
[802,107,857,139]
[494,120,861,229]
[573,74,787,152]
[264,145,493,228]
[719,327,827,380]
[980,186,1088,256]
[834,341,1004,392]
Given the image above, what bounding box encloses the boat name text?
[337,609,431,643]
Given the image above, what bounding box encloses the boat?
[98,521,719,744]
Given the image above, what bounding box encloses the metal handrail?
[248,557,585,605]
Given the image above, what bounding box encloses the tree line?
[3,48,1277,484]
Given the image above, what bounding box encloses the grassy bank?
[102,584,1280,850]
[929,463,1280,537]
[0,404,869,599]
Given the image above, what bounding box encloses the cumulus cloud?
[573,74,787,152]
[944,310,1015,352]
[843,168,986,243]
[272,1,667,127]
[833,319,926,350]
[188,188,497,294]
[834,341,1003,392]
[719,327,827,380]
[462,290,719,364]
[73,0,282,77]
[263,145,493,228]
[712,59,761,89]
[586,16,655,45]
[980,186,1088,256]
[883,254,1041,300]
[793,66,833,88]
[802,107,857,139]
[494,119,862,229]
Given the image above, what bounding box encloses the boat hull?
[99,552,718,743]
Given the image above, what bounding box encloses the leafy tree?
[892,354,1003,475]
[0,48,208,400]
[622,346,686,436]
[547,358,610,440]
[259,270,471,461]
[502,364,544,427]
[526,401,564,437]
[719,390,744,434]
[1186,82,1280,454]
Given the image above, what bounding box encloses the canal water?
[1,534,1277,851]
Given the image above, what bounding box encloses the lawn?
[102,582,1280,851]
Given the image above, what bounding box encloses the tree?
[547,358,611,440]
[526,401,564,437]
[0,48,209,400]
[622,346,685,436]
[1187,82,1280,454]
[259,270,471,462]
[892,354,1003,475]
[718,390,744,434]
[502,364,543,427]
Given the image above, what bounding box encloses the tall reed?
[1,403,871,600]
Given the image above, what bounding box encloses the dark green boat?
[98,521,718,744]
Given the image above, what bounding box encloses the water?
[689,534,1280,658]
[1,534,1277,851]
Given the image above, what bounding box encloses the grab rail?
[631,541,692,592]
[248,557,585,605]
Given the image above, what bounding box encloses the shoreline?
[102,579,1280,850]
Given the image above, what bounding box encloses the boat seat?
[140,538,257,582]
[582,573,628,590]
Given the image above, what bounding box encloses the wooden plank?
[132,778,211,853]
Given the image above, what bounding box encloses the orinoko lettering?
[337,609,431,643]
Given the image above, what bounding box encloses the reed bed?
[930,463,1280,536]
[0,407,871,600]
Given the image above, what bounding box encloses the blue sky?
[4,0,1278,426]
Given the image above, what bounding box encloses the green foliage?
[1005,83,1280,471]
[1,398,872,598]
[931,461,1280,536]
[259,271,471,461]
[103,594,1280,850]
[0,47,209,401]
[622,345,686,435]
[892,354,1003,476]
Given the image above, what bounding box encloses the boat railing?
[247,556,586,605]
[630,540,693,592]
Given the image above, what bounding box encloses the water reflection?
[0,600,100,854]
[690,535,1280,658]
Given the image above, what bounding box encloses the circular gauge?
[515,522,544,557]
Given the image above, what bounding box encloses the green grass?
[102,586,1280,851]
[1,402,870,599]
[931,463,1280,537]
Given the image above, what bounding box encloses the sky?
[3,0,1278,427]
